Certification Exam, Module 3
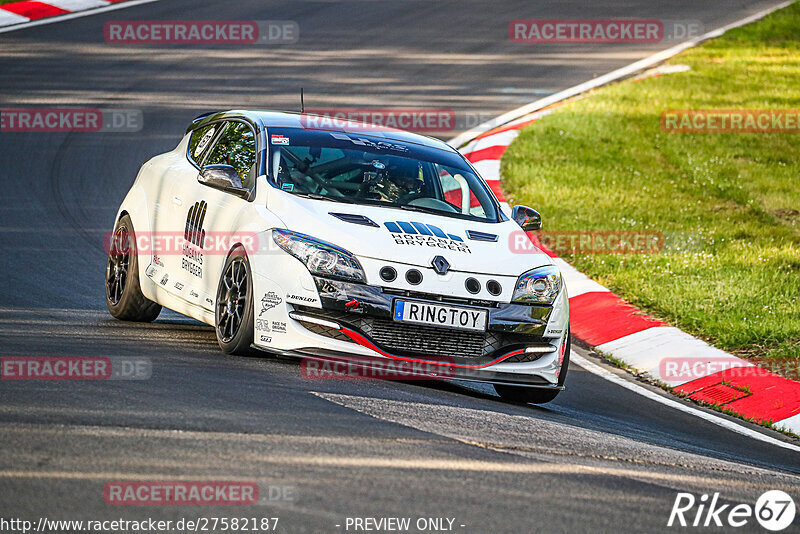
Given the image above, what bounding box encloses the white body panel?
[114,114,570,387]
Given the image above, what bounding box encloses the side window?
[188,123,221,166]
[203,122,257,188]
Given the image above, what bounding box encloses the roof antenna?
[300,87,305,113]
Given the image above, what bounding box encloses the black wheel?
[105,214,162,322]
[215,248,255,355]
[494,329,570,404]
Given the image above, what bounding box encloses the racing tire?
[215,247,255,355]
[494,329,570,404]
[105,214,162,322]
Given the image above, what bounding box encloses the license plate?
[393,299,487,332]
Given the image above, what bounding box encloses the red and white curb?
[0,0,143,29]
[452,3,800,437]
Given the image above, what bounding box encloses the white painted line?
[632,64,691,80]
[564,277,612,298]
[570,352,800,452]
[45,0,111,11]
[448,0,793,148]
[552,258,611,297]
[595,326,752,386]
[775,413,800,436]
[0,0,160,34]
[0,9,29,26]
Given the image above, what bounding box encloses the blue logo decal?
[384,221,463,242]
[384,221,470,253]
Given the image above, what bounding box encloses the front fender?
[115,179,156,302]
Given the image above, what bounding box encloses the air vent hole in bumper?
[380,266,397,282]
[405,269,422,285]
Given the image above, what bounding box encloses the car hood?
[267,191,552,276]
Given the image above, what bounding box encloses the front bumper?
[284,277,567,387]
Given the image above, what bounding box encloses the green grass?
[0,0,22,5]
[502,2,800,362]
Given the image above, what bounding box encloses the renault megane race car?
[106,110,570,403]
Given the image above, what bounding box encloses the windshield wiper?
[294,192,356,204]
[398,204,442,215]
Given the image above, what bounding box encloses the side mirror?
[511,205,542,231]
[198,165,249,199]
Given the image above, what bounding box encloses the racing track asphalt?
[0,1,797,532]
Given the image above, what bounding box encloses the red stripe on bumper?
[340,326,523,369]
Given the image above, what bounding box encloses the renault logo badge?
[431,255,450,275]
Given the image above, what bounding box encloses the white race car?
[106,110,570,403]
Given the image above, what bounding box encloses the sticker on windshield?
[271,134,290,145]
[329,132,409,152]
[194,127,216,157]
[281,183,294,191]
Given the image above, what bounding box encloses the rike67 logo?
[668,490,795,531]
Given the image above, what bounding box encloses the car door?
[150,121,225,303]
[189,120,259,311]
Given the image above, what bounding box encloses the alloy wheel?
[216,256,248,342]
[106,225,131,305]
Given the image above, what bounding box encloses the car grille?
[361,318,486,359]
[295,311,541,360]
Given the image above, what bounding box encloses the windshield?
[267,128,499,222]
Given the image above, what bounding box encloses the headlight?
[272,229,366,283]
[512,265,562,305]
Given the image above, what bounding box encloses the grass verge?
[502,3,800,363]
